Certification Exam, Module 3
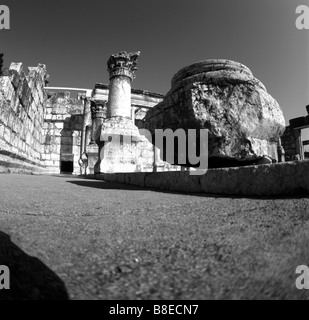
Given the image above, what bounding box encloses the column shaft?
[107,76,132,118]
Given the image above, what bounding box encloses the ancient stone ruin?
[281,105,309,161]
[0,52,165,174]
[0,61,47,173]
[91,51,156,174]
[143,59,286,168]
[0,50,308,195]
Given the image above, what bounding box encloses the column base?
[96,117,155,173]
[86,143,99,174]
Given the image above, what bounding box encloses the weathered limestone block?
[10,92,20,113]
[0,89,9,119]
[8,63,24,89]
[9,62,23,74]
[0,76,14,102]
[144,59,286,167]
[27,68,42,92]
[20,78,33,110]
[28,64,47,86]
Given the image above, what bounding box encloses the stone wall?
[281,126,302,160]
[42,92,84,174]
[0,62,47,173]
[97,160,309,196]
[281,107,309,160]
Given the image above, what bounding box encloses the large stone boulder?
[143,59,286,167]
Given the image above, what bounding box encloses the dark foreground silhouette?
[0,231,69,300]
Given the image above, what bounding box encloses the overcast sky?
[1,0,309,125]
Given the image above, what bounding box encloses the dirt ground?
[0,173,308,300]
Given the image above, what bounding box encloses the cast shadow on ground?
[66,179,309,200]
[0,231,69,300]
[67,179,148,191]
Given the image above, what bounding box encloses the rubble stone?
[144,59,286,167]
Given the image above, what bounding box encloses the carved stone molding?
[107,51,140,81]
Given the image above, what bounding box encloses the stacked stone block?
[0,62,47,173]
[281,126,303,160]
[281,108,309,160]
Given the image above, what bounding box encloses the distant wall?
[0,63,47,173]
[281,108,309,161]
[42,92,84,174]
[281,126,302,160]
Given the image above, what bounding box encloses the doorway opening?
[60,161,74,174]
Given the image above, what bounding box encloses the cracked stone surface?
[144,59,286,165]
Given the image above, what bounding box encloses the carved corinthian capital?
[107,51,140,81]
[90,100,107,119]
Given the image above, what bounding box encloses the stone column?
[131,106,136,124]
[78,96,91,175]
[277,137,285,163]
[91,100,106,142]
[93,51,155,174]
[106,51,140,119]
[87,100,106,174]
[80,96,91,155]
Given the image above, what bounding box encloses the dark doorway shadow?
[60,117,74,174]
[0,231,69,300]
[60,115,83,174]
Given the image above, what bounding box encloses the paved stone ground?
[0,173,308,300]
